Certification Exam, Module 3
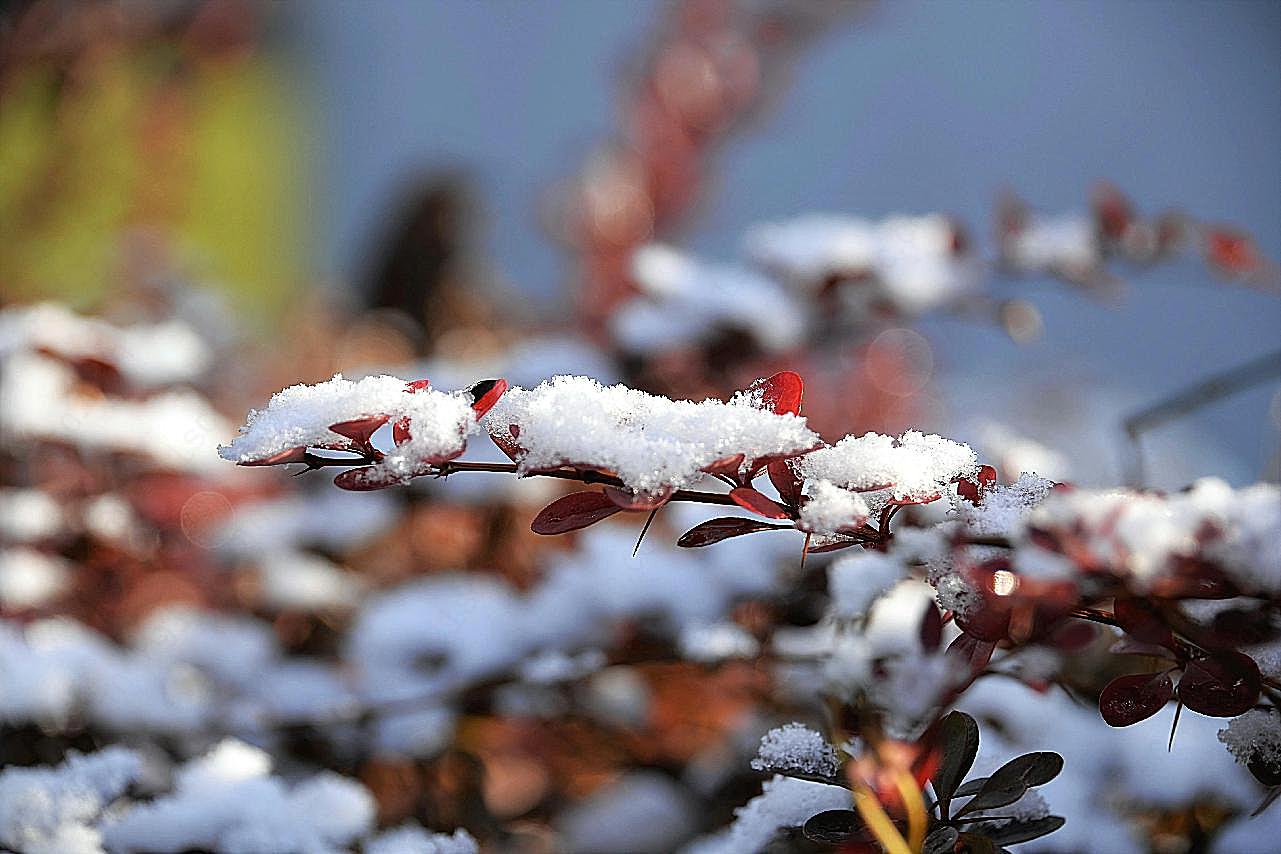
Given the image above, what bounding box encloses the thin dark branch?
[1122,349,1281,487]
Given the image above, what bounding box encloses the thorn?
[1168,700,1183,752]
[800,532,812,572]
[633,506,661,557]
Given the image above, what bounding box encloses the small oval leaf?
[956,752,1063,816]
[676,517,786,548]
[1099,672,1173,727]
[329,414,390,445]
[701,454,745,478]
[468,378,508,417]
[933,710,980,801]
[923,826,960,854]
[748,370,804,415]
[767,459,803,507]
[530,491,622,535]
[988,816,1066,845]
[729,487,792,519]
[333,466,400,491]
[1179,652,1261,717]
[801,809,862,844]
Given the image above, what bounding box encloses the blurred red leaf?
[239,446,308,467]
[1100,672,1173,727]
[767,459,803,507]
[1113,598,1174,646]
[530,491,622,535]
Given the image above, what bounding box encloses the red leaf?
[955,603,1011,643]
[489,425,524,462]
[603,485,672,511]
[956,465,998,506]
[729,487,791,520]
[1113,598,1173,646]
[239,446,308,466]
[393,381,433,444]
[768,459,803,507]
[1205,228,1260,275]
[947,632,996,677]
[701,454,745,478]
[469,378,508,417]
[1092,181,1134,242]
[333,466,400,491]
[919,603,944,652]
[1100,672,1173,727]
[747,371,804,416]
[1179,652,1261,717]
[530,491,622,535]
[329,415,390,446]
[676,517,785,548]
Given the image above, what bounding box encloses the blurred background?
[1,1,1279,851]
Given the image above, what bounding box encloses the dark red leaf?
[747,370,803,416]
[489,426,524,462]
[805,538,860,554]
[1099,672,1173,727]
[767,459,803,507]
[729,487,791,520]
[947,632,997,677]
[932,710,980,802]
[603,485,672,511]
[676,517,786,548]
[919,602,944,652]
[329,415,390,446]
[1179,652,1261,717]
[956,465,998,506]
[955,603,1011,643]
[468,378,508,417]
[239,446,308,466]
[1048,620,1098,651]
[530,491,622,535]
[333,466,400,491]
[406,379,431,392]
[1113,598,1173,646]
[802,810,862,845]
[701,454,745,478]
[391,381,433,445]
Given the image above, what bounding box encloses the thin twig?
[1122,349,1281,486]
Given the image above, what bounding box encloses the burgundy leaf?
[239,446,308,467]
[767,459,803,507]
[392,380,433,444]
[676,517,786,548]
[406,379,431,392]
[729,487,791,520]
[956,464,998,506]
[919,602,945,652]
[530,491,622,535]
[489,425,524,463]
[603,485,672,511]
[1113,598,1174,646]
[701,454,745,478]
[468,378,508,417]
[747,370,803,416]
[947,631,997,677]
[1179,652,1261,717]
[333,466,400,491]
[955,603,1011,643]
[1099,672,1174,727]
[329,415,390,446]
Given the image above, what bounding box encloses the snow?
[1218,709,1281,768]
[682,775,851,854]
[366,826,479,854]
[482,375,819,494]
[950,473,1055,536]
[0,747,141,854]
[558,772,698,854]
[798,431,977,502]
[678,622,760,663]
[742,213,977,315]
[750,723,840,778]
[0,488,64,543]
[102,739,375,854]
[0,302,211,388]
[1024,478,1281,591]
[827,551,908,619]
[220,374,477,483]
[797,480,871,535]
[1001,213,1101,275]
[612,244,806,354]
[0,548,71,609]
[255,550,367,611]
[1,352,232,473]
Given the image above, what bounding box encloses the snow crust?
[482,375,819,494]
[0,747,140,854]
[798,431,977,501]
[219,374,477,481]
[749,723,840,778]
[683,774,850,854]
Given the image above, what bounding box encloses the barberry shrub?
[225,368,1281,852]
